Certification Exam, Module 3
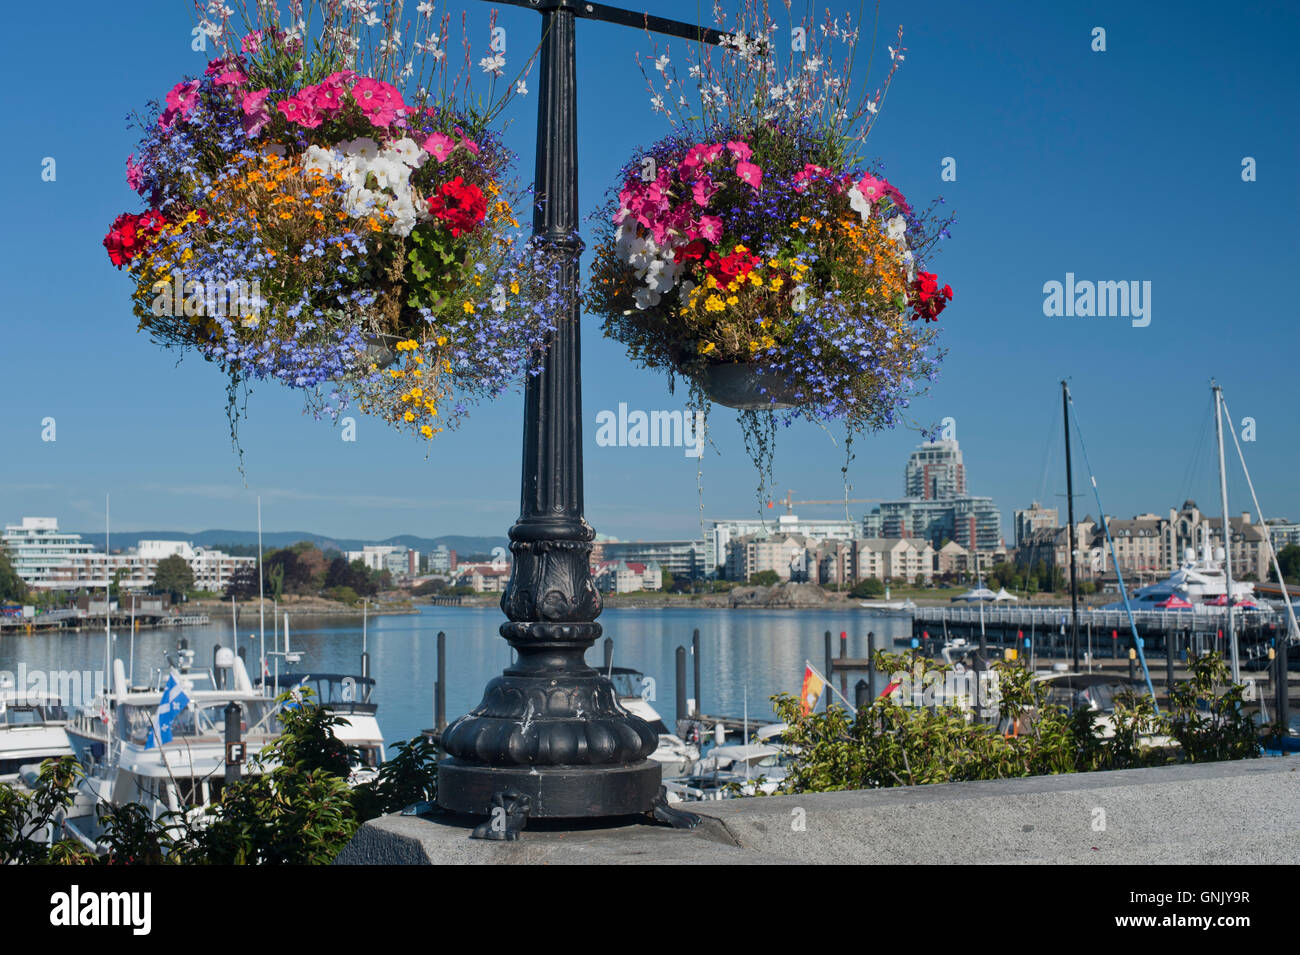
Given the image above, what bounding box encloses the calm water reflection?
[0,606,913,744]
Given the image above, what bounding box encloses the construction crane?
[767,489,886,515]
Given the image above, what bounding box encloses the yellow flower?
[510,281,520,294]
[699,341,716,354]
[462,301,474,314]
[420,425,433,439]
[403,411,416,422]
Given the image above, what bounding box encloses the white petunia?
[389,137,425,169]
[886,215,908,245]
[847,185,872,223]
[303,144,338,176]
[633,287,662,310]
[340,137,380,162]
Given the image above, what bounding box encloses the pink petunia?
[241,89,272,138]
[126,154,144,192]
[214,70,247,87]
[727,140,752,161]
[856,175,887,203]
[158,80,201,129]
[691,175,717,207]
[453,127,480,156]
[735,160,762,190]
[422,131,456,162]
[351,77,404,127]
[696,215,723,242]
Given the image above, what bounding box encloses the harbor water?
[0,606,914,744]
[6,606,1296,745]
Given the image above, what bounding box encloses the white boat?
[859,599,918,612]
[0,680,74,790]
[255,672,385,784]
[605,666,700,777]
[1101,530,1257,613]
[63,655,283,850]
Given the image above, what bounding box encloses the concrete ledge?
[334,758,1299,865]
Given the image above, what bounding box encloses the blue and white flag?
[145,672,190,748]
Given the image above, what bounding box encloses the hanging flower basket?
[585,12,955,463]
[103,7,557,447]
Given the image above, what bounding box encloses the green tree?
[748,570,780,586]
[1272,545,1300,584]
[0,546,29,604]
[153,554,193,601]
[850,577,886,598]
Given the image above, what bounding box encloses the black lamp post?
[436,0,724,826]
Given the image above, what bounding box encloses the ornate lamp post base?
[439,759,661,819]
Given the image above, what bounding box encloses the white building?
[2,518,96,587]
[707,514,859,577]
[43,540,253,593]
[346,545,401,573]
[593,560,662,594]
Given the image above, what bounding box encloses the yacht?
[605,666,700,777]
[64,654,283,850]
[254,672,385,784]
[0,678,74,790]
[1102,533,1256,612]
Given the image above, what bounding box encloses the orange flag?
[800,664,826,715]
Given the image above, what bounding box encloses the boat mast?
[1212,381,1240,681]
[257,496,266,688]
[1062,381,1080,671]
[104,494,113,743]
[1219,391,1300,642]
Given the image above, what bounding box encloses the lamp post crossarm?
[484,0,730,46]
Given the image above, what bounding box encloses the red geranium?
[909,271,952,322]
[103,210,169,268]
[703,246,759,287]
[673,239,710,264]
[426,177,487,237]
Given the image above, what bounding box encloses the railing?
[912,605,1286,631]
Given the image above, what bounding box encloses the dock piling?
[692,629,701,718]
[676,646,688,723]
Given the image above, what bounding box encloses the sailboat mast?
[257,496,265,684]
[1212,382,1240,681]
[1063,381,1080,671]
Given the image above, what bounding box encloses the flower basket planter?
[696,363,799,410]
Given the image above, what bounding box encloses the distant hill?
[74,529,507,557]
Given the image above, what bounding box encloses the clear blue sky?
[1,0,1296,543]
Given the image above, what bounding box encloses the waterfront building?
[457,566,509,593]
[44,541,254,593]
[600,539,704,581]
[4,519,254,593]
[1014,501,1059,547]
[2,518,96,587]
[856,538,935,584]
[862,439,1004,552]
[427,544,454,575]
[707,514,859,576]
[592,560,663,594]
[1266,520,1300,555]
[725,533,812,583]
[346,545,402,572]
